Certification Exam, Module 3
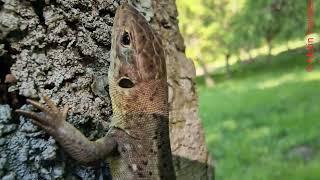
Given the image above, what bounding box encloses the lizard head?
[109,3,168,116]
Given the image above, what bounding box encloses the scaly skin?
[16,3,176,180]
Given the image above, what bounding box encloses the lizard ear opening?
[118,78,135,88]
[121,31,130,46]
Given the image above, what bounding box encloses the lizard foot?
[16,96,68,132]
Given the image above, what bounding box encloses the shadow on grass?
[200,78,320,180]
[173,155,214,180]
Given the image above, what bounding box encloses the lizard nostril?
[118,78,134,88]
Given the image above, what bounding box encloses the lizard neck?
[109,79,168,117]
[110,113,167,139]
[109,78,168,139]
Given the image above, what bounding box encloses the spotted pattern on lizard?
[16,3,176,180]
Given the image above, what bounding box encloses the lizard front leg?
[16,96,117,165]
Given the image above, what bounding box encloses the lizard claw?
[44,95,59,112]
[26,99,51,114]
[15,110,46,128]
[15,96,68,131]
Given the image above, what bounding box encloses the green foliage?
[275,1,306,43]
[177,0,318,63]
[197,47,320,179]
[177,0,245,62]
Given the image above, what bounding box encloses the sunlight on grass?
[272,39,305,56]
[305,33,320,43]
[206,133,222,144]
[195,39,306,76]
[197,48,320,180]
[222,119,237,131]
[303,71,320,81]
[257,73,297,89]
[248,126,270,140]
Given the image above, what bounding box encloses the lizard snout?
[118,77,135,88]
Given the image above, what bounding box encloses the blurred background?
[176,0,320,179]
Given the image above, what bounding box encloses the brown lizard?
[16,3,176,180]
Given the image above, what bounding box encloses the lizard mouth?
[118,77,135,88]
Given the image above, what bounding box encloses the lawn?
[197,47,320,180]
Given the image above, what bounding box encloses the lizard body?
[16,3,175,180]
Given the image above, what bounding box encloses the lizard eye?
[121,31,130,46]
[118,77,134,88]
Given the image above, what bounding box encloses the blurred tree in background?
[176,1,320,179]
[177,0,318,85]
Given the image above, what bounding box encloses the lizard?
[16,3,176,180]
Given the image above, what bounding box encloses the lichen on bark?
[1,0,119,178]
[0,0,213,179]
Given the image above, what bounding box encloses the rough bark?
[0,0,213,179]
[151,1,213,179]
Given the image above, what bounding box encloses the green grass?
[197,47,320,180]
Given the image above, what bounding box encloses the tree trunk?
[0,0,213,179]
[197,58,214,87]
[286,41,291,51]
[267,39,273,59]
[225,53,231,78]
[152,1,213,179]
[236,55,241,64]
[247,50,253,62]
